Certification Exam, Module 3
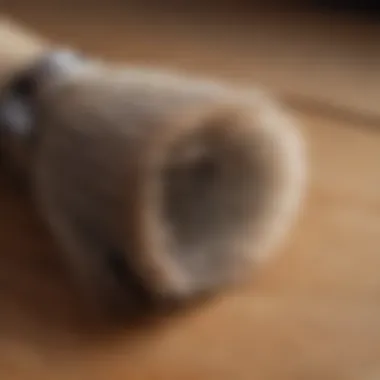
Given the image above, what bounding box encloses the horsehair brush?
[0,20,306,315]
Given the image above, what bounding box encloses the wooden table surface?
[0,3,380,379]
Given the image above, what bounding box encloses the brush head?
[0,51,306,314]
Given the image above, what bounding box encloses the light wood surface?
[0,3,380,380]
[3,1,380,123]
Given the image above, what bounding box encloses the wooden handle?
[0,18,48,85]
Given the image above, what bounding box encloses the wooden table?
[0,3,380,379]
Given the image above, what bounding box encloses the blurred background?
[0,2,380,380]
[2,0,380,123]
